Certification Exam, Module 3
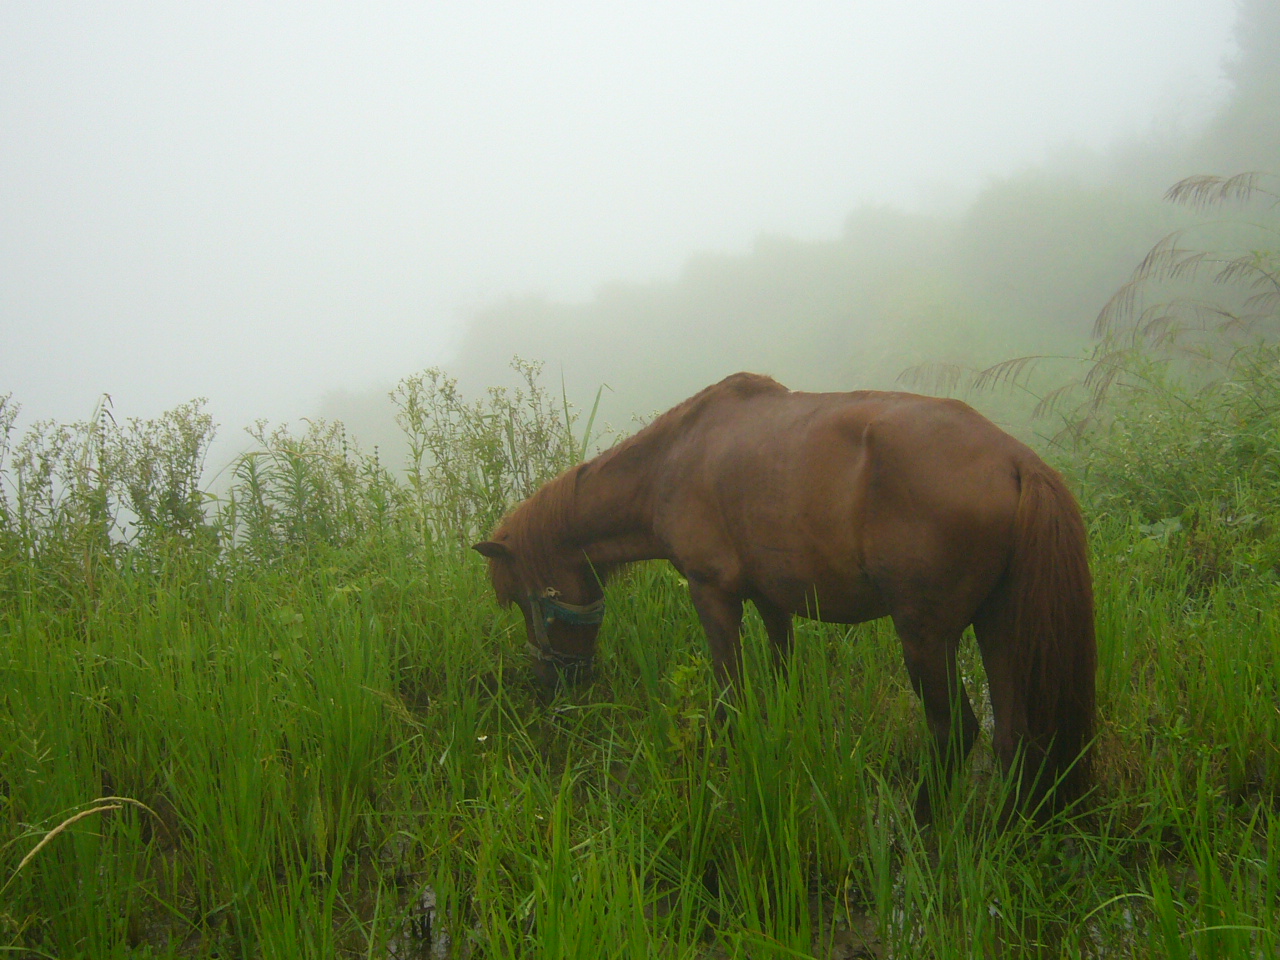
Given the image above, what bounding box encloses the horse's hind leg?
[972,601,1044,824]
[894,615,980,826]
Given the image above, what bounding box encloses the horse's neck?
[569,439,666,566]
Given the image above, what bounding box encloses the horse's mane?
[489,373,786,598]
[487,464,583,599]
[593,370,787,467]
[633,371,785,438]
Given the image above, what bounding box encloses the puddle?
[387,885,450,960]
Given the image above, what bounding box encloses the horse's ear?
[472,540,512,560]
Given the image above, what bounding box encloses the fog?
[0,1,1248,447]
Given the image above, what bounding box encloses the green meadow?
[3,323,1280,960]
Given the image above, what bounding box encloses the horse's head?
[472,533,605,688]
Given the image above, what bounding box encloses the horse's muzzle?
[527,644,594,689]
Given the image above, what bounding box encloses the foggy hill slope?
[321,0,1277,453]
[446,175,1174,426]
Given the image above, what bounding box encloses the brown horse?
[474,373,1096,822]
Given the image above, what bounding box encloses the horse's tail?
[1004,458,1096,809]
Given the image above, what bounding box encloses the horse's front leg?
[753,596,795,673]
[687,579,745,692]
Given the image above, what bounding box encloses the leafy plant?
[109,400,218,555]
[391,357,602,541]
[218,417,404,563]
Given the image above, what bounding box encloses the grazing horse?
[474,373,1096,822]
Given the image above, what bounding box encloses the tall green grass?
[3,351,1280,957]
[3,520,1278,956]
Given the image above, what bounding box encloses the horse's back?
[654,381,1035,626]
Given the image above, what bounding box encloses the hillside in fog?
[316,0,1276,449]
[445,175,1173,423]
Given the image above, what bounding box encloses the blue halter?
[526,587,605,669]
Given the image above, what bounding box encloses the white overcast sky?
[1,1,1238,434]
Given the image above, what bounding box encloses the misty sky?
[1,1,1238,436]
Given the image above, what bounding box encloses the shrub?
[0,358,601,607]
[391,357,600,542]
[218,417,404,564]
